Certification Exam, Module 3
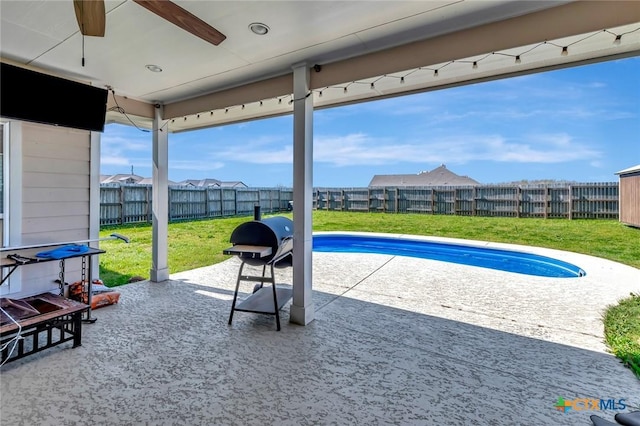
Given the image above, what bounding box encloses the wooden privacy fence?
[100,182,618,225]
[314,183,619,219]
[100,184,293,225]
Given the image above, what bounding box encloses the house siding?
[14,122,91,297]
[1,123,3,249]
[619,171,640,228]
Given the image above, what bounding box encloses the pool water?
[312,233,586,278]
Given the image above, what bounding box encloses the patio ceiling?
[1,1,639,132]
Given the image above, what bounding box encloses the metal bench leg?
[72,312,83,347]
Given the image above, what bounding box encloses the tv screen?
[0,62,108,132]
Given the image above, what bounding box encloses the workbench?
[0,245,105,364]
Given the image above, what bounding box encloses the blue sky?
[102,57,639,187]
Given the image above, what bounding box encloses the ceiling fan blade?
[133,0,226,46]
[73,0,105,37]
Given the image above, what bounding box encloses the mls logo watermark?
[555,397,627,413]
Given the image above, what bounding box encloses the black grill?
[225,216,294,331]
[228,216,293,265]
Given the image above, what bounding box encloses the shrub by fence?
[100,182,618,225]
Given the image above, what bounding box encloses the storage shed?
[616,164,640,228]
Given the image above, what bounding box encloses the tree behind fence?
[100,183,619,225]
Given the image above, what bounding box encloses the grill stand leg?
[228,262,246,325]
[271,264,281,331]
[228,261,284,331]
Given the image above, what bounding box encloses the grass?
[603,293,640,378]
[100,211,640,376]
[99,216,250,285]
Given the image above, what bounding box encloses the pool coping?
[312,231,631,278]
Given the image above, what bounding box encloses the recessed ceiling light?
[249,22,269,35]
[145,64,163,72]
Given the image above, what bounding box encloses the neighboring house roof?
[219,181,247,188]
[178,178,222,187]
[100,176,248,187]
[369,165,480,187]
[177,179,247,188]
[616,164,640,175]
[138,178,177,185]
[100,174,145,184]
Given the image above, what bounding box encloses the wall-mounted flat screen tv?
[0,62,108,132]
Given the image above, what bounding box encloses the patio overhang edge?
[162,0,640,122]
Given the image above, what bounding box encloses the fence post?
[120,185,125,225]
[277,188,282,212]
[219,188,224,217]
[394,188,398,213]
[472,187,477,216]
[234,189,238,216]
[568,185,573,220]
[430,189,435,214]
[516,187,521,218]
[382,187,386,213]
[544,186,549,219]
[204,187,210,218]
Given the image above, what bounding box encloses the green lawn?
[100,211,640,377]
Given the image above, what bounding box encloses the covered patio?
[1,238,639,424]
[1,1,639,323]
[2,1,640,424]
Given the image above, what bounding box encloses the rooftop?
[616,164,640,175]
[369,164,480,187]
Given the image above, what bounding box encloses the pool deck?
[1,234,639,425]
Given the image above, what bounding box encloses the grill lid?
[229,216,293,264]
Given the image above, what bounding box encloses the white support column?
[89,131,101,278]
[150,105,170,282]
[2,121,23,295]
[290,63,314,325]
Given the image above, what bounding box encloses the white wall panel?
[9,122,91,297]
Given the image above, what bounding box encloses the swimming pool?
[312,233,586,278]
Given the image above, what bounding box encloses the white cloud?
[215,144,292,164]
[204,131,601,167]
[170,160,224,171]
[102,136,149,152]
[101,155,131,166]
[100,133,150,167]
[316,132,602,165]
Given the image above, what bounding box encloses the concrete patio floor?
[1,235,639,425]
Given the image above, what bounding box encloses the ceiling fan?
[73,0,226,45]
